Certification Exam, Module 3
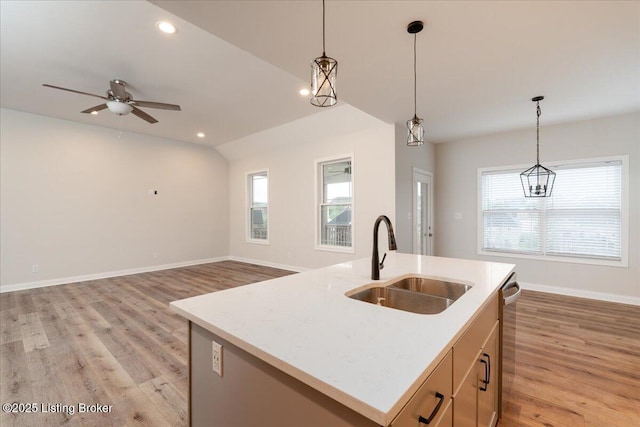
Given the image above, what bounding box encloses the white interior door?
[412,168,433,255]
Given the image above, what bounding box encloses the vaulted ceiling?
[2,1,638,146]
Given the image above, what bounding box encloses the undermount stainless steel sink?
[389,277,470,301]
[347,276,471,315]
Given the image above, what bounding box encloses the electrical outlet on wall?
[212,340,223,376]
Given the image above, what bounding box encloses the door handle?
[479,353,491,391]
[418,392,445,424]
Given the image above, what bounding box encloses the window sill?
[315,245,355,254]
[478,250,627,268]
[247,239,270,245]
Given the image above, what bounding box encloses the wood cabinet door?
[434,399,453,427]
[452,355,479,427]
[453,296,498,392]
[392,351,453,427]
[477,323,499,427]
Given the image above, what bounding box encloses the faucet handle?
[379,253,387,270]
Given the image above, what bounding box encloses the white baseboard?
[0,257,231,293]
[521,281,640,306]
[5,259,635,306]
[228,256,307,273]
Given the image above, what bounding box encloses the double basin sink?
[347,276,471,314]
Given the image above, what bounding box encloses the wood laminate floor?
[498,291,640,427]
[0,261,294,427]
[1,262,638,426]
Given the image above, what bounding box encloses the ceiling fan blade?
[130,100,181,111]
[81,104,108,114]
[43,84,108,100]
[131,106,158,124]
[109,80,128,99]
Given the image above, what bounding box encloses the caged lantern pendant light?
[310,0,338,107]
[407,20,424,146]
[520,96,556,197]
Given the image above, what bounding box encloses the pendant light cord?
[322,0,326,56]
[413,33,417,117]
[536,101,541,165]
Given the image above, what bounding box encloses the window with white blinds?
[479,157,627,265]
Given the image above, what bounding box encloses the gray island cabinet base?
[190,322,380,427]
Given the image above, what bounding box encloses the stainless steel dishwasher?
[499,272,521,417]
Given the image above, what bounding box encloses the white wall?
[220,105,396,270]
[394,122,436,254]
[0,109,229,290]
[435,112,639,301]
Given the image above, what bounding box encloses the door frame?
[412,167,434,255]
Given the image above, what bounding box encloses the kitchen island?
[170,253,515,426]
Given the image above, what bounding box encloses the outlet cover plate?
[212,340,223,376]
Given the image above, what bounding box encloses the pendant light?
[407,20,424,146]
[520,96,556,197]
[310,0,337,107]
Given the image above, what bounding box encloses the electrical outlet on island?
[212,340,223,376]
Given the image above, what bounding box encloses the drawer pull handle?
[480,353,491,391]
[418,391,444,425]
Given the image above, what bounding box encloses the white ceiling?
[2,1,639,147]
[0,0,319,146]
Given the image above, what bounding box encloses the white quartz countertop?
[170,253,515,426]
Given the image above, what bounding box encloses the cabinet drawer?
[392,350,453,427]
[453,293,498,394]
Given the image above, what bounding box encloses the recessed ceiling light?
[157,21,177,34]
[299,88,310,96]
[90,111,98,115]
[197,132,205,138]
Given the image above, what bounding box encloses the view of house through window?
[480,157,626,265]
[319,158,353,248]
[248,171,268,241]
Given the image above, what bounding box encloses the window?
[317,156,353,251]
[479,156,628,266]
[247,171,268,243]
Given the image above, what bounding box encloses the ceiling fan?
[42,79,181,124]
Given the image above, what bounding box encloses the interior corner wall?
[0,108,230,290]
[226,111,395,270]
[394,123,436,254]
[434,112,640,299]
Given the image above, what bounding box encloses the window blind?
[481,160,622,261]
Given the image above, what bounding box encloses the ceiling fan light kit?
[406,20,425,146]
[310,0,338,107]
[520,96,556,197]
[42,79,180,124]
[107,100,133,116]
